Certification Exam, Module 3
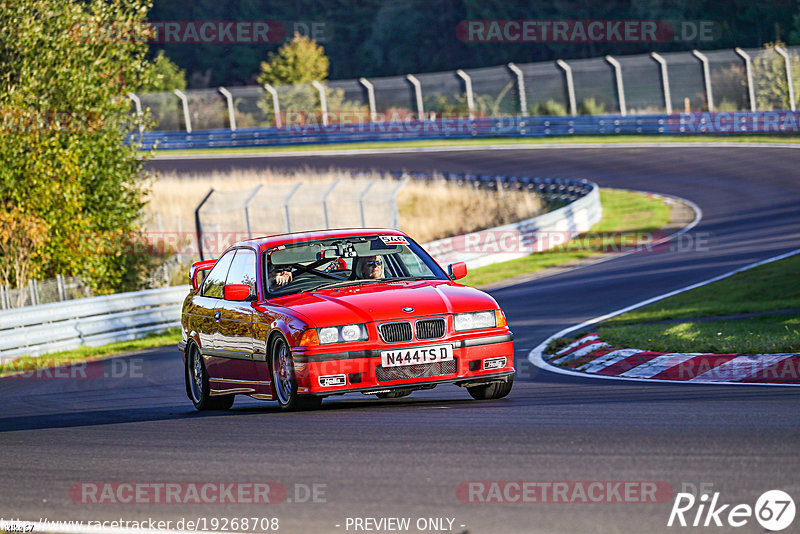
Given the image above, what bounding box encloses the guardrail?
[134,111,800,151]
[0,173,601,361]
[0,285,188,359]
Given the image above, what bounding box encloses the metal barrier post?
[734,48,756,112]
[406,74,424,120]
[311,81,329,126]
[605,55,627,116]
[243,184,263,238]
[173,89,192,133]
[456,69,475,119]
[692,50,714,112]
[650,52,673,114]
[283,183,303,232]
[128,93,144,134]
[218,87,237,131]
[359,78,377,122]
[556,59,577,116]
[263,84,282,128]
[775,46,796,111]
[194,188,214,261]
[321,180,340,228]
[507,63,527,115]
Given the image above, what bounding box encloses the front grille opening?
[380,321,413,343]
[375,360,457,382]
[415,318,446,340]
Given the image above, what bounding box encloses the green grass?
[154,134,800,156]
[462,188,672,287]
[0,327,182,378]
[598,315,800,354]
[589,253,800,354]
[603,254,800,326]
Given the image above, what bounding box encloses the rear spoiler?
[189,259,217,290]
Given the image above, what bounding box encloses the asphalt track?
[2,146,800,534]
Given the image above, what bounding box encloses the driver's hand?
[274,270,293,286]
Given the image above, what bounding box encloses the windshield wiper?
[307,279,386,292]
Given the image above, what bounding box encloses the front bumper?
[293,333,514,396]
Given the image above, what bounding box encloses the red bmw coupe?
[179,229,515,411]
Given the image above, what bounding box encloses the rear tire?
[467,376,513,400]
[186,343,235,411]
[269,336,322,411]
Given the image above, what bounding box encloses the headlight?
[317,324,368,344]
[454,310,497,331]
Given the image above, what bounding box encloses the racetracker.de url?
[0,517,280,532]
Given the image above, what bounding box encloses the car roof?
[230,228,409,252]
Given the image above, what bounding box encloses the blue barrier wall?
[134,111,800,150]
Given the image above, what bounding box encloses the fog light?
[468,360,480,371]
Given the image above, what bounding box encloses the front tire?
[467,376,513,400]
[269,336,322,411]
[187,343,234,411]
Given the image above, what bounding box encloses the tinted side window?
[201,250,235,298]
[225,248,257,297]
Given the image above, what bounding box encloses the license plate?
[381,344,453,368]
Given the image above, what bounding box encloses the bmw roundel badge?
[402,307,415,313]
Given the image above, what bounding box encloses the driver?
[357,255,385,279]
[272,269,293,287]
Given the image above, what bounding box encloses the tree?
[753,42,800,110]
[0,0,156,293]
[141,50,186,92]
[258,34,330,85]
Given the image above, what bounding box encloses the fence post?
[405,74,424,120]
[358,181,377,227]
[30,279,39,306]
[774,46,796,112]
[57,274,66,302]
[194,188,215,261]
[507,63,527,115]
[390,178,409,229]
[605,55,627,116]
[283,183,303,233]
[650,52,673,114]
[173,89,192,133]
[359,78,377,122]
[734,48,756,112]
[218,87,237,131]
[127,93,145,134]
[0,284,6,310]
[455,69,475,119]
[692,50,714,112]
[263,84,282,128]
[243,184,263,238]
[321,180,340,228]
[311,81,329,126]
[556,59,577,116]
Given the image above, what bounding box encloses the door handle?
[214,312,221,321]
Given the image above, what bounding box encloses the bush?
[531,99,568,116]
[753,42,800,110]
[578,97,606,115]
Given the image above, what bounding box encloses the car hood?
[269,280,498,326]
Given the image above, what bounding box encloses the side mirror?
[448,262,467,280]
[224,284,252,301]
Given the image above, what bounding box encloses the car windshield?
[266,234,448,296]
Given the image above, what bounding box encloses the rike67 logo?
[668,489,795,531]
